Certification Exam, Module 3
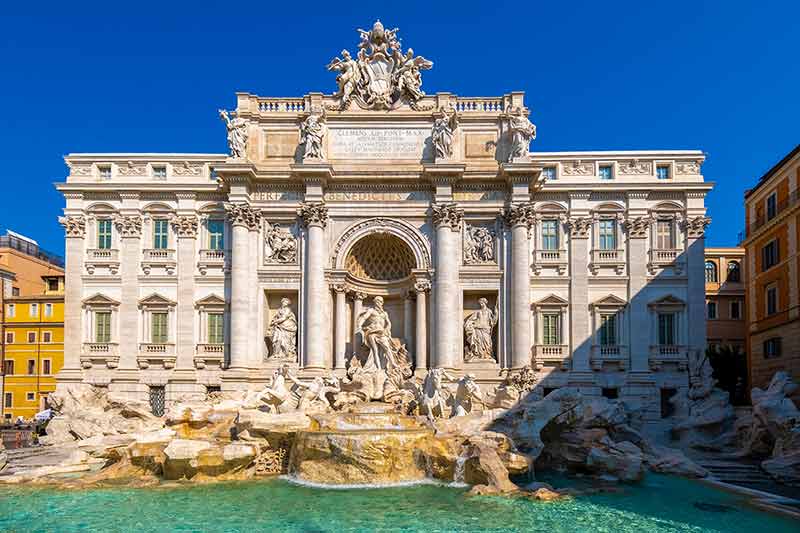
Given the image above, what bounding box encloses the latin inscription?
[329,128,430,159]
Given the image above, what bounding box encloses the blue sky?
[1,0,798,254]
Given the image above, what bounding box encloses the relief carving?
[617,160,652,175]
[566,217,592,238]
[226,203,261,230]
[170,215,199,238]
[683,215,711,238]
[463,224,496,264]
[562,161,593,176]
[264,222,298,264]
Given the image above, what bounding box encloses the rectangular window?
[766,192,777,220]
[97,219,113,250]
[153,166,167,180]
[766,285,778,316]
[99,166,112,180]
[599,165,614,180]
[3,360,13,375]
[149,386,166,417]
[4,332,13,344]
[599,314,617,346]
[730,301,741,320]
[542,313,561,345]
[3,393,11,409]
[541,220,559,251]
[601,388,619,399]
[26,392,35,402]
[208,313,224,344]
[11,287,19,296]
[29,303,38,317]
[707,301,717,320]
[27,360,35,375]
[47,278,59,292]
[42,331,52,343]
[208,220,224,250]
[598,220,616,250]
[656,220,675,249]
[542,167,556,180]
[153,219,169,250]
[657,313,675,345]
[44,303,53,317]
[656,165,671,180]
[95,311,112,343]
[762,240,779,270]
[764,337,782,359]
[43,360,52,375]
[151,312,168,343]
[7,304,15,317]
[27,331,36,344]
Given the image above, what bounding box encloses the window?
[542,313,561,345]
[44,303,53,317]
[707,301,717,320]
[601,388,619,399]
[730,301,742,320]
[3,393,11,409]
[656,165,671,180]
[26,392,35,402]
[97,219,113,250]
[27,331,36,344]
[656,220,675,249]
[208,313,224,344]
[727,261,741,283]
[3,360,13,375]
[598,220,616,250]
[208,220,224,250]
[766,285,778,316]
[149,386,166,417]
[42,331,52,343]
[764,337,782,359]
[542,167,556,180]
[47,278,59,292]
[541,220,559,250]
[704,261,718,283]
[151,312,168,343]
[153,166,167,180]
[99,166,112,180]
[599,314,616,346]
[660,388,677,418]
[762,240,779,270]
[11,287,19,297]
[4,332,13,344]
[29,303,38,317]
[7,304,14,318]
[43,360,52,375]
[153,219,169,250]
[95,311,112,343]
[599,164,613,180]
[657,313,675,345]
[27,360,35,375]
[766,192,777,220]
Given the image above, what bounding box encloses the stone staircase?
[700,460,775,488]
[0,446,75,477]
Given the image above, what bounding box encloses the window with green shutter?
[153,219,169,249]
[208,313,224,344]
[542,313,560,345]
[151,312,168,343]
[97,219,113,249]
[658,313,675,345]
[95,312,112,343]
[599,314,616,346]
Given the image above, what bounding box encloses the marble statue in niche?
[464,298,499,361]
[300,109,327,161]
[463,224,495,264]
[431,107,458,161]
[264,223,297,264]
[219,109,248,159]
[265,298,298,360]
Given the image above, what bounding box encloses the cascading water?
[451,455,467,487]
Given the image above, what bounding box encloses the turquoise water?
[0,474,796,532]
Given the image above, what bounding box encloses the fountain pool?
[0,474,796,532]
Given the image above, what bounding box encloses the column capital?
[566,217,592,239]
[332,283,347,294]
[503,202,536,229]
[350,290,368,301]
[682,215,711,238]
[431,202,463,230]
[623,216,652,239]
[225,202,261,230]
[59,215,86,238]
[298,201,328,228]
[113,215,143,238]
[170,215,199,238]
[414,278,432,293]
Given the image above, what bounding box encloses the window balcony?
[589,249,625,275]
[141,249,176,275]
[648,344,688,371]
[85,249,120,275]
[198,249,227,275]
[532,249,568,274]
[590,344,628,370]
[533,344,570,370]
[647,248,684,274]
[80,342,120,369]
[195,343,226,369]
[137,343,176,369]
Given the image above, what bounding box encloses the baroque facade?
[56,21,711,421]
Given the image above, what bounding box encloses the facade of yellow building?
[1,275,65,421]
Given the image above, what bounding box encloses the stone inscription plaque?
[329,128,430,159]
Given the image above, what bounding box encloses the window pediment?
[533,294,569,309]
[592,294,627,308]
[82,293,120,307]
[138,293,177,308]
[648,294,685,309]
[195,294,227,308]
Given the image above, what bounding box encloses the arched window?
[705,261,718,283]
[727,261,741,283]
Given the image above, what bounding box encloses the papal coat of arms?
[326,20,433,110]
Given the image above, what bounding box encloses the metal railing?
[743,189,800,239]
[0,235,64,267]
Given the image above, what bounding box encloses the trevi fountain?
[1,20,799,533]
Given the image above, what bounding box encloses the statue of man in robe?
[219,109,248,159]
[356,296,395,372]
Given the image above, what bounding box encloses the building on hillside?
[54,21,712,425]
[741,143,800,402]
[705,247,746,354]
[1,274,65,421]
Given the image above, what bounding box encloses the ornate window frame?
[195,294,227,369]
[532,204,568,275]
[532,294,570,370]
[589,294,628,369]
[80,293,121,369]
[647,202,686,274]
[137,293,177,369]
[589,204,625,275]
[647,294,687,370]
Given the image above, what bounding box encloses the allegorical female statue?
[300,109,327,161]
[218,109,248,159]
[266,298,297,359]
[431,107,458,161]
[506,107,536,162]
[464,298,499,361]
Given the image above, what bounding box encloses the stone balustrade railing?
[87,249,119,262]
[80,342,120,369]
[648,248,681,266]
[648,344,688,371]
[454,97,504,113]
[143,249,176,262]
[257,98,307,114]
[533,344,570,370]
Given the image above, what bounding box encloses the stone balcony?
[589,249,626,275]
[648,248,684,274]
[85,248,120,275]
[198,249,227,275]
[532,249,568,275]
[137,343,177,369]
[649,344,688,371]
[533,344,570,370]
[80,342,120,369]
[590,344,628,370]
[141,249,176,275]
[195,343,226,369]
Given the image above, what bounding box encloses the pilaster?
[431,202,463,369]
[566,214,591,373]
[114,205,142,371]
[58,214,86,383]
[504,203,535,368]
[172,212,199,374]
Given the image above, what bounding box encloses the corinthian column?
[226,203,259,370]
[333,284,347,370]
[114,213,143,370]
[432,202,463,369]
[414,278,431,373]
[299,202,328,370]
[505,203,535,368]
[58,215,86,383]
[171,215,199,371]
